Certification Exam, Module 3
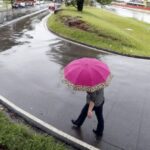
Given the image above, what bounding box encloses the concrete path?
[0,12,150,150]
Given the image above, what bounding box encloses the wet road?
[0,4,49,24]
[0,11,150,150]
[105,5,150,24]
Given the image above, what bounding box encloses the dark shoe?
[71,119,80,128]
[93,129,103,137]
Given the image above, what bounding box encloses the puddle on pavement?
[0,11,49,52]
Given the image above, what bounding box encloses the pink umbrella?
[63,57,112,92]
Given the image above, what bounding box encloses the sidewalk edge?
[0,8,48,28]
[0,95,100,150]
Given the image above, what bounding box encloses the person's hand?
[87,111,93,119]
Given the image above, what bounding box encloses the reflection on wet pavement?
[0,11,48,51]
[0,11,150,150]
[46,40,105,68]
[0,4,49,24]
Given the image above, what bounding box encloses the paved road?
[0,12,150,150]
[105,5,150,24]
[0,3,49,24]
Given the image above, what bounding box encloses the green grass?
[47,6,150,57]
[0,111,68,150]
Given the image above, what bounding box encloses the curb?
[0,95,100,150]
[47,16,150,60]
[0,8,48,28]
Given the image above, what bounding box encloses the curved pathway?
[0,12,150,150]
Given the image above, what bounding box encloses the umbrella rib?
[92,67,108,81]
[69,68,84,85]
[74,68,90,86]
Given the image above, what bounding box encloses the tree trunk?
[77,0,84,11]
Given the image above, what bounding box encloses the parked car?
[49,2,62,12]
[40,0,45,4]
[12,2,26,8]
[12,2,20,8]
[25,1,34,7]
[35,1,40,5]
[49,2,55,11]
[19,2,26,7]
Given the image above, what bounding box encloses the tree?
[65,0,84,11]
[65,0,112,12]
[77,0,84,11]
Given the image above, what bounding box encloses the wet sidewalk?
[0,3,49,24]
[0,11,150,150]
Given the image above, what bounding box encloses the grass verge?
[0,110,68,150]
[47,6,150,57]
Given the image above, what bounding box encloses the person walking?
[71,89,104,137]
[63,57,112,137]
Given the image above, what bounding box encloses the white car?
[40,0,45,4]
[35,1,40,5]
[49,2,61,12]
[19,2,26,7]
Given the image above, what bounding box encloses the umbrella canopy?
[63,57,112,92]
